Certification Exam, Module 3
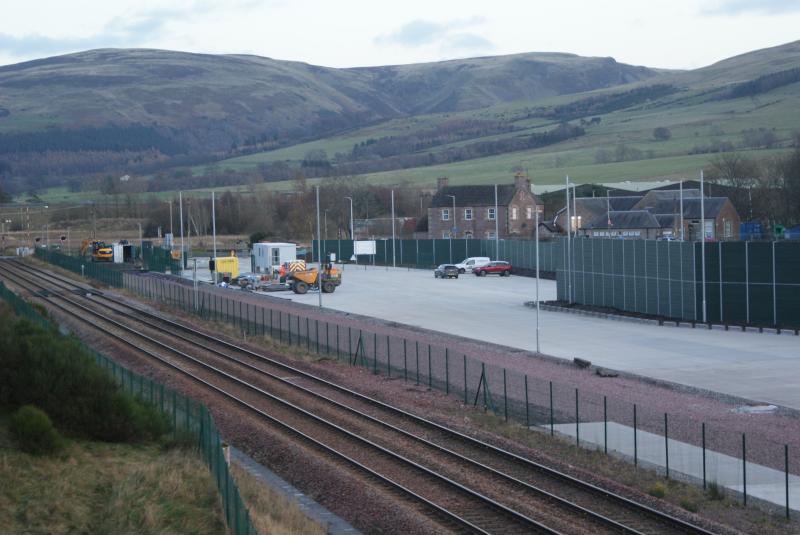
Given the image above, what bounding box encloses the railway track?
[0,259,718,535]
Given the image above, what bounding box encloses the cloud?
[444,33,494,53]
[376,17,493,54]
[0,1,258,61]
[704,0,800,15]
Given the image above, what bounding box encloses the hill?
[3,41,800,197]
[0,48,658,182]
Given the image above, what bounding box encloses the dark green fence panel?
[776,242,800,327]
[558,238,798,328]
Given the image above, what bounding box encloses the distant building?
[555,188,741,240]
[428,174,543,239]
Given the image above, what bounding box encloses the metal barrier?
[123,272,797,518]
[0,281,260,535]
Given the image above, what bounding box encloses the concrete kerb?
[530,302,800,336]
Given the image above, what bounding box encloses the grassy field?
[0,420,226,534]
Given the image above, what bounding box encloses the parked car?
[434,264,460,279]
[473,261,512,277]
[454,256,491,274]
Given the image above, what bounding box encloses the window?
[724,220,732,238]
[441,208,450,221]
[487,208,496,220]
[465,231,473,239]
[511,207,518,220]
[526,207,532,220]
[486,231,496,239]
[464,208,473,220]
[271,249,280,266]
[704,220,714,239]
[442,231,451,238]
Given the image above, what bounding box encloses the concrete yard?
[256,264,800,409]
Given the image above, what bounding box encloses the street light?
[344,196,355,264]
[445,194,456,264]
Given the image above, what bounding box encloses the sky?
[1,0,799,69]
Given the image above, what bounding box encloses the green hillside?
[3,40,800,199]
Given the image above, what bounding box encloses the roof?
[679,198,730,219]
[584,210,661,229]
[431,185,538,208]
[632,189,701,214]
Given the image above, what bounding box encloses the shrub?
[9,405,63,455]
[0,318,170,443]
[679,498,698,512]
[648,482,667,498]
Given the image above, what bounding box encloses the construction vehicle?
[80,239,113,262]
[286,263,342,294]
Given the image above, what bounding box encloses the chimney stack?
[514,171,530,191]
[436,177,449,190]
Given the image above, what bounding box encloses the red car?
[473,261,512,277]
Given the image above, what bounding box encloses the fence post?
[743,433,747,506]
[503,369,508,422]
[524,375,530,428]
[386,334,391,377]
[665,412,669,479]
[307,317,311,352]
[403,339,407,381]
[427,346,432,389]
[603,395,608,454]
[445,349,449,394]
[575,388,579,447]
[702,422,707,489]
[463,355,467,404]
[786,444,790,520]
[415,341,420,385]
[373,333,378,374]
[633,403,638,467]
[772,241,777,326]
[348,327,352,359]
[549,381,554,436]
[288,313,292,345]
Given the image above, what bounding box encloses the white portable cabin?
[252,242,297,274]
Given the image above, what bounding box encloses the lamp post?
[345,196,355,264]
[445,194,456,264]
[324,209,329,240]
[316,186,323,308]
[390,190,396,268]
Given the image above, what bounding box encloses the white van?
[454,257,491,274]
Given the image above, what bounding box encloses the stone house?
[428,174,543,239]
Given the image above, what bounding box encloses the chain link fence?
[0,280,259,535]
[120,271,798,517]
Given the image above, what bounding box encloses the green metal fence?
[122,273,798,517]
[314,238,564,272]
[0,281,259,535]
[557,239,800,328]
[34,248,126,287]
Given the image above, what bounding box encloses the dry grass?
[0,422,225,535]
[231,462,327,535]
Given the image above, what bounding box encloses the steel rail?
[10,259,717,534]
[0,261,555,535]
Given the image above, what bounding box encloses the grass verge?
[0,416,225,534]
[231,462,327,535]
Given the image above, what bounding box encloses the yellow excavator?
[286,263,342,294]
[80,239,113,262]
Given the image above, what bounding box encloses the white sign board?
[354,240,376,255]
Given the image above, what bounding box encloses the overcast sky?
[1,0,799,69]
